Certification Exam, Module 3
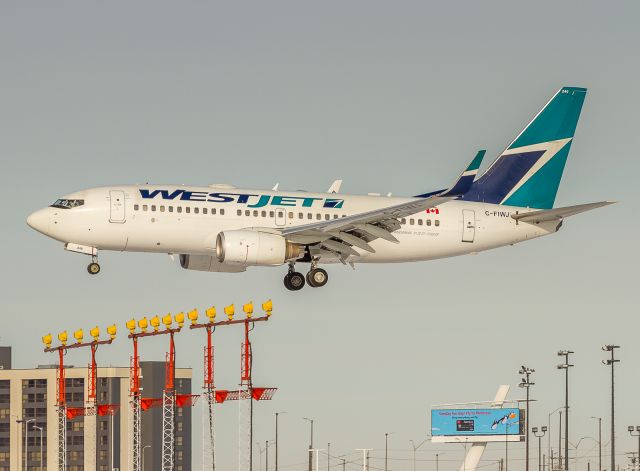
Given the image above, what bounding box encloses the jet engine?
[216,230,303,266]
[179,254,246,273]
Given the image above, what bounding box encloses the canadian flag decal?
[425,208,440,214]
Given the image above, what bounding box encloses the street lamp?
[304,418,314,471]
[591,417,602,471]
[557,351,574,471]
[17,418,35,471]
[520,366,536,471]
[33,425,43,471]
[533,427,548,471]
[275,412,286,471]
[548,407,563,471]
[385,432,394,471]
[410,439,428,471]
[628,426,640,471]
[602,345,620,471]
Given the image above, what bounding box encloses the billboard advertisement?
[431,408,521,437]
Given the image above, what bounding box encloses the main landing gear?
[87,255,101,275]
[283,260,329,291]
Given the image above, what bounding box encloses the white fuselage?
[27,185,559,265]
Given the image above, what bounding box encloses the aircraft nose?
[27,208,50,235]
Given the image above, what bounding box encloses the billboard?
[431,408,521,437]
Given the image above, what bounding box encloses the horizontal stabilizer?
[512,201,615,223]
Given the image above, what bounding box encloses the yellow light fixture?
[162,314,173,328]
[138,317,149,332]
[224,304,235,321]
[42,334,53,348]
[188,309,199,325]
[262,299,273,317]
[107,324,117,340]
[205,306,216,323]
[90,326,100,341]
[58,331,68,346]
[243,302,254,318]
[73,329,84,344]
[175,312,185,328]
[126,319,136,333]
[150,315,161,331]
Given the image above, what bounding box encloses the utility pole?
[327,443,330,471]
[520,366,536,471]
[385,432,394,471]
[559,410,563,470]
[304,418,314,471]
[591,417,602,471]
[275,412,285,471]
[357,449,372,471]
[602,345,620,471]
[557,351,574,471]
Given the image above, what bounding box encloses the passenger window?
[435,219,440,226]
[401,218,406,225]
[410,219,414,225]
[308,213,313,220]
[278,211,284,218]
[203,208,207,215]
[185,207,191,214]
[134,204,139,211]
[143,205,148,211]
[168,206,174,213]
[245,210,250,217]
[316,214,321,220]
[212,208,216,215]
[237,210,242,216]
[160,206,165,212]
[333,214,339,219]
[342,214,347,218]
[418,219,423,225]
[220,209,225,215]
[426,219,431,226]
[177,207,182,213]
[261,211,266,217]
[151,205,156,211]
[253,210,259,217]
[194,207,199,214]
[288,212,294,219]
[325,214,330,220]
[298,213,304,219]
[269,211,275,217]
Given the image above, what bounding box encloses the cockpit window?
[51,199,84,209]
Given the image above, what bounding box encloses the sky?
[1,1,639,470]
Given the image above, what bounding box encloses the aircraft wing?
[278,151,486,260]
[511,201,615,224]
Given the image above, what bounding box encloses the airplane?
[27,86,614,290]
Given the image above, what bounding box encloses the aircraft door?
[109,190,126,223]
[462,209,475,242]
[274,209,286,227]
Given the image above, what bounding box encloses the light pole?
[557,351,574,471]
[304,418,314,471]
[385,432,394,471]
[142,445,151,471]
[17,418,35,471]
[548,407,563,471]
[33,425,43,471]
[533,427,548,471]
[327,443,330,471]
[410,439,428,471]
[520,366,536,471]
[628,427,640,470]
[602,345,620,471]
[275,412,286,471]
[591,417,602,471]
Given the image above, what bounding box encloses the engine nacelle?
[216,230,303,266]
[179,254,246,273]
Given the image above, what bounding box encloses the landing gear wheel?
[306,268,328,288]
[87,262,101,275]
[284,272,305,291]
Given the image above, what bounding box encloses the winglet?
[328,179,343,194]
[439,150,486,197]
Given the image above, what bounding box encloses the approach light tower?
[188,300,273,471]
[42,324,117,471]
[127,311,189,471]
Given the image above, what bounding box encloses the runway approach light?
[188,309,199,325]
[224,304,235,321]
[243,302,254,318]
[58,331,68,346]
[162,314,173,329]
[138,317,149,333]
[175,312,185,328]
[73,329,84,344]
[90,327,100,341]
[107,324,117,340]
[42,334,53,349]
[151,315,160,332]
[262,299,273,316]
[126,319,136,334]
[206,307,216,323]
